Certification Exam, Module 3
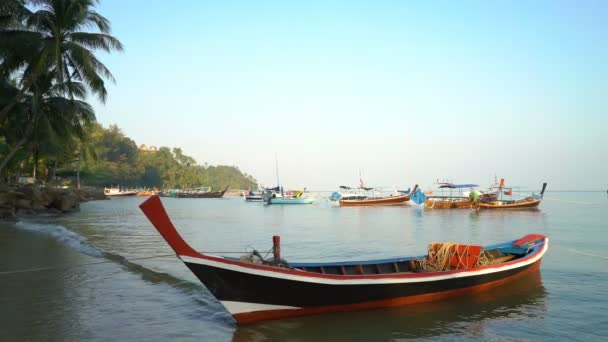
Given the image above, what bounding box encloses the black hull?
[185,261,538,308]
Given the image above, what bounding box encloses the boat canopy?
[339,186,352,190]
[438,183,479,189]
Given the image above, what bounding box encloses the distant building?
[139,144,158,152]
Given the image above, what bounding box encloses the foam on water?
[15,221,104,258]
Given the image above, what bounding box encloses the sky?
[91,0,607,191]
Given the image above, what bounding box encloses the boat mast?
[275,153,282,195]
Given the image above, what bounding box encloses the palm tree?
[0,75,95,178]
[0,0,123,123]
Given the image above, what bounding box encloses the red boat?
[140,196,548,324]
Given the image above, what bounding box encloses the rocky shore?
[0,184,107,220]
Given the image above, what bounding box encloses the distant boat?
[243,190,264,202]
[140,195,549,324]
[104,187,137,197]
[330,186,368,202]
[338,184,415,207]
[424,183,478,209]
[176,186,229,198]
[478,183,547,209]
[136,189,158,197]
[264,187,315,204]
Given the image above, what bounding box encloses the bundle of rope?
[416,242,491,272]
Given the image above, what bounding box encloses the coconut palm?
[0,0,123,123]
[0,75,95,178]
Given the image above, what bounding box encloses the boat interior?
[231,239,543,276]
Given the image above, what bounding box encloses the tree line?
[0,0,256,190]
[72,123,258,189]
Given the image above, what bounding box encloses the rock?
[16,208,35,216]
[50,190,80,212]
[0,207,16,220]
[0,191,24,207]
[31,201,48,211]
[14,198,32,210]
[77,187,107,201]
[46,208,62,215]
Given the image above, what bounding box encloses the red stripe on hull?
[233,259,542,324]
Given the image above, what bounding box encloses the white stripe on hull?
[180,239,548,286]
[220,301,300,314]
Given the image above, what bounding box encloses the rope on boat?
[510,190,596,205]
[565,248,608,259]
[415,243,488,272]
[0,248,278,276]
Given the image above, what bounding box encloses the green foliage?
[79,123,257,190]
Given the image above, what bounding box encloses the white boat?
[104,187,137,197]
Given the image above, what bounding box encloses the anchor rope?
[0,250,252,276]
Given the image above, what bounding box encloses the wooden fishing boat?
[139,195,548,324]
[340,194,409,207]
[103,187,137,197]
[478,183,547,210]
[424,197,473,209]
[424,183,477,209]
[176,186,229,198]
[136,189,158,197]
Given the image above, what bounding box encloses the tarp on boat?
[411,188,427,205]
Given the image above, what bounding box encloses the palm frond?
[68,32,124,52]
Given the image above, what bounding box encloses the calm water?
[1,193,607,341]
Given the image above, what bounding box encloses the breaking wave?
[15,221,104,258]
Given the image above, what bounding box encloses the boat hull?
[478,199,542,209]
[424,198,472,209]
[139,196,548,324]
[268,198,316,204]
[183,254,542,324]
[339,195,409,207]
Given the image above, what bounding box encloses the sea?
[1,193,607,341]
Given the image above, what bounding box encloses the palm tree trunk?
[52,159,58,183]
[0,135,29,182]
[77,145,82,189]
[32,148,38,182]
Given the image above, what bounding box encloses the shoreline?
[0,184,107,220]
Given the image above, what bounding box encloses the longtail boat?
[340,194,409,207]
[423,183,477,209]
[339,185,416,207]
[176,186,229,198]
[478,183,547,209]
[139,195,548,324]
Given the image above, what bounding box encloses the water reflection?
[233,271,546,341]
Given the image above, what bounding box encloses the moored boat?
[423,183,477,209]
[139,195,548,324]
[104,187,137,197]
[264,187,315,204]
[136,189,158,197]
[339,185,416,207]
[176,186,229,198]
[478,183,547,209]
[339,194,409,207]
[243,191,264,202]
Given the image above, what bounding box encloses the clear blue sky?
[92,0,607,190]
